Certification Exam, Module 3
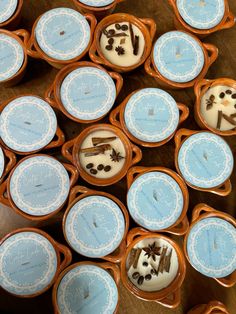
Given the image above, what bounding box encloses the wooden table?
[0,0,236,313]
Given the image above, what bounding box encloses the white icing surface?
[100,22,145,67]
[200,85,236,131]
[79,130,126,179]
[127,238,179,292]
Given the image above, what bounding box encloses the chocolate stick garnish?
[222,113,236,126]
[133,248,142,269]
[127,248,137,269]
[92,137,117,146]
[81,144,112,156]
[129,23,135,49]
[133,35,140,56]
[216,110,223,129]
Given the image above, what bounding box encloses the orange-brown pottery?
[0,0,23,30]
[187,301,230,314]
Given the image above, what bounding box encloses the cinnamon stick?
[230,113,236,118]
[222,113,236,126]
[164,249,172,273]
[133,35,139,56]
[158,246,168,274]
[127,248,137,269]
[92,137,117,146]
[80,144,112,156]
[133,248,142,269]
[129,23,135,49]
[216,110,223,129]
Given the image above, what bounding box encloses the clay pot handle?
[62,163,79,187]
[61,139,75,164]
[174,128,198,150]
[131,144,142,166]
[215,272,236,288]
[68,185,93,203]
[126,166,147,189]
[84,13,97,37]
[205,301,229,314]
[0,180,11,207]
[116,0,125,3]
[89,40,104,65]
[192,203,216,223]
[108,71,123,96]
[55,242,72,274]
[102,262,120,285]
[3,149,17,178]
[177,103,189,124]
[203,43,218,68]
[45,126,65,150]
[144,56,159,78]
[194,79,212,99]
[221,12,235,30]
[168,216,189,236]
[167,0,177,8]
[45,84,59,109]
[109,104,122,128]
[13,29,30,45]
[127,227,150,247]
[26,35,41,59]
[139,18,156,42]
[156,288,181,308]
[209,179,232,197]
[103,240,127,264]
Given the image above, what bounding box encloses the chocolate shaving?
[127,248,137,269]
[157,247,168,274]
[81,144,112,156]
[133,35,139,55]
[222,113,236,126]
[133,248,142,269]
[92,137,117,146]
[230,113,236,118]
[216,110,223,129]
[129,23,135,49]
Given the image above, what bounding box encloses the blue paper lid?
[9,156,70,216]
[153,31,204,83]
[0,146,4,178]
[60,67,116,121]
[35,8,91,61]
[0,33,24,82]
[177,132,234,189]
[57,264,118,314]
[127,171,184,231]
[65,195,125,258]
[177,0,225,30]
[187,217,236,278]
[79,0,115,7]
[0,0,18,23]
[124,88,179,142]
[0,231,58,296]
[0,96,57,153]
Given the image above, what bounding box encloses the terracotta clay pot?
[194,78,236,136]
[63,185,129,263]
[184,203,236,288]
[72,0,125,20]
[0,0,23,30]
[0,95,65,155]
[52,261,120,314]
[27,8,97,69]
[168,0,235,37]
[0,28,29,87]
[45,61,123,124]
[174,128,233,196]
[126,166,189,235]
[120,227,186,308]
[61,123,142,186]
[0,227,72,298]
[0,154,79,221]
[0,145,16,184]
[145,31,218,89]
[187,301,229,314]
[110,88,189,147]
[89,13,156,73]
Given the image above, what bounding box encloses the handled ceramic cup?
[45,61,123,124]
[0,145,16,184]
[187,301,230,314]
[194,78,236,136]
[120,227,186,308]
[184,203,236,288]
[89,13,156,73]
[62,123,142,186]
[0,0,23,29]
[174,128,233,196]
[0,154,79,221]
[0,227,72,298]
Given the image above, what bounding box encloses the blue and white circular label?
[79,0,115,7]
[0,96,57,153]
[127,171,184,231]
[187,217,236,278]
[0,33,24,82]
[9,156,70,216]
[0,0,18,24]
[0,231,58,296]
[60,67,116,121]
[177,132,234,189]
[35,8,91,61]
[177,0,225,30]
[57,264,118,314]
[153,31,204,83]
[0,146,5,178]
[124,88,179,142]
[65,195,125,258]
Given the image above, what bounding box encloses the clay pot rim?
[0,0,23,28]
[73,0,120,12]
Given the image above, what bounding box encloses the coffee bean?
[86,163,94,169]
[151,269,157,276]
[232,93,236,99]
[121,24,128,31]
[97,164,104,171]
[105,45,113,51]
[226,90,232,94]
[132,272,140,279]
[137,276,144,285]
[90,169,97,175]
[108,38,114,45]
[219,92,225,99]
[145,274,152,281]
[143,262,148,267]
[104,165,111,172]
[115,23,121,30]
[108,29,115,36]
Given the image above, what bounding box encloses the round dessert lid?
[9,156,70,216]
[153,31,204,83]
[64,195,125,258]
[0,33,24,82]
[127,171,184,231]
[60,66,116,121]
[187,217,236,278]
[56,264,118,314]
[0,0,18,24]
[79,0,115,7]
[0,231,58,296]
[0,96,57,153]
[35,8,91,61]
[0,146,4,178]
[124,88,179,142]
[176,0,225,30]
[177,132,234,189]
